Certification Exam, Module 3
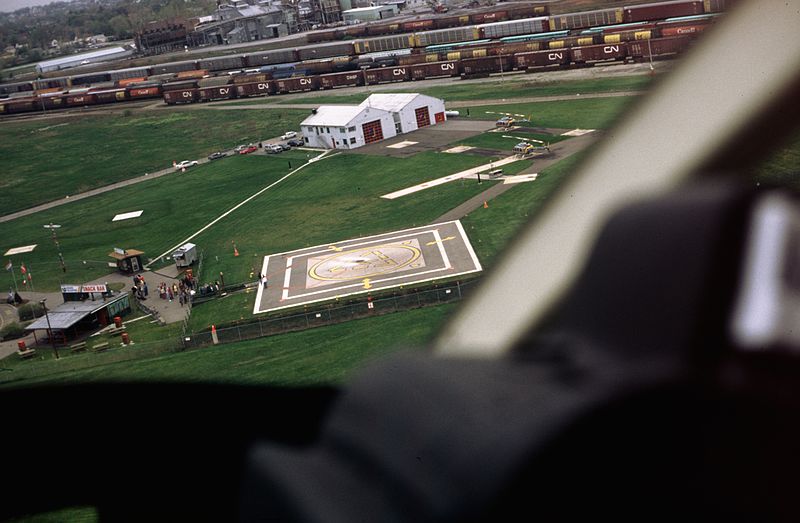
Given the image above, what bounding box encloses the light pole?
[40,298,59,359]
[43,222,66,273]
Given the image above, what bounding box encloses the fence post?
[259,319,264,337]
[237,326,242,341]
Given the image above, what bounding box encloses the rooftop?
[37,46,130,68]
[302,105,384,127]
[26,294,128,331]
[359,93,425,112]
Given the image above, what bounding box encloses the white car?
[281,131,297,140]
[175,160,198,169]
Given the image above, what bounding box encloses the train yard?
[0,0,727,116]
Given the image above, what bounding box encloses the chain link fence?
[182,278,480,350]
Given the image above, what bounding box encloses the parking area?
[355,119,497,158]
[253,220,482,314]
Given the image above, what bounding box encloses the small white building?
[342,5,398,22]
[301,93,446,149]
[301,105,396,149]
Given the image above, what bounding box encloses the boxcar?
[570,43,629,63]
[70,73,111,86]
[364,66,410,85]
[109,68,150,82]
[0,81,34,97]
[549,8,623,30]
[508,5,549,18]
[163,88,197,104]
[127,86,162,99]
[235,81,274,98]
[233,73,271,84]
[65,93,96,107]
[459,55,511,77]
[470,10,508,24]
[92,88,127,104]
[319,71,364,89]
[434,15,471,29]
[514,48,571,69]
[40,94,66,110]
[198,55,245,72]
[152,61,197,75]
[624,1,704,23]
[163,80,199,92]
[1,98,37,114]
[410,60,460,80]
[197,85,236,102]
[365,22,400,35]
[198,76,233,88]
[273,76,318,94]
[402,19,435,32]
[627,35,692,59]
[176,69,208,80]
[658,21,711,36]
[298,42,355,61]
[243,49,297,67]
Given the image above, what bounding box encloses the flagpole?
[8,263,19,295]
[23,261,35,293]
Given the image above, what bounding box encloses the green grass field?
[0,109,309,214]
[457,129,569,152]
[0,302,456,388]
[463,96,634,129]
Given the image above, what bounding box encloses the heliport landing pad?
[253,220,482,314]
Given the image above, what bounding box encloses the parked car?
[287,138,304,147]
[175,160,199,169]
[265,144,283,154]
[281,131,297,140]
[208,152,227,160]
[234,144,248,152]
[239,145,258,155]
[279,143,292,151]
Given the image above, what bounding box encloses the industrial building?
[189,3,289,46]
[35,46,133,73]
[342,5,398,23]
[300,93,446,149]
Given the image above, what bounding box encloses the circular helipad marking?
[308,244,422,282]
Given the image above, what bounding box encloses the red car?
[239,145,258,155]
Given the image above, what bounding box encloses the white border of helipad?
[253,220,481,315]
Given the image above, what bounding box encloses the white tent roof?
[301,105,388,127]
[359,93,433,113]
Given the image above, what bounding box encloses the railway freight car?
[274,76,318,94]
[243,48,298,67]
[91,88,127,104]
[550,8,623,30]
[410,61,459,80]
[163,88,198,104]
[151,60,197,75]
[624,1,705,23]
[627,35,692,60]
[479,17,549,38]
[198,55,245,72]
[297,42,355,61]
[415,27,480,47]
[109,68,150,82]
[198,85,237,102]
[318,71,364,89]
[127,85,162,99]
[571,43,629,64]
[235,81,274,98]
[460,55,512,78]
[0,98,37,114]
[364,66,410,85]
[354,35,415,54]
[513,48,572,69]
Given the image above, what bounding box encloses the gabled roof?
[359,93,434,112]
[301,105,389,127]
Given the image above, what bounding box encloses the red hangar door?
[415,106,431,128]
[362,120,384,144]
[434,112,445,124]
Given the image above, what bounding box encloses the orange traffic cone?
[211,324,219,345]
[483,201,489,209]
[233,243,239,257]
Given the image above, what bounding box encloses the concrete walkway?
[434,131,601,223]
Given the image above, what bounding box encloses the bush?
[17,302,44,321]
[0,322,26,341]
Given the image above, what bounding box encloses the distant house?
[89,34,109,45]
[300,93,446,149]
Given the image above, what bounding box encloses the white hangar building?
[300,93,446,149]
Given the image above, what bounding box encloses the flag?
[20,263,26,275]
[4,260,11,271]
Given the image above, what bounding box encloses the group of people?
[130,273,197,307]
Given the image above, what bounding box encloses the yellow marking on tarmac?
[426,236,455,246]
[363,278,373,289]
[328,245,343,252]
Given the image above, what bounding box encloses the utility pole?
[41,298,59,359]
[43,222,66,273]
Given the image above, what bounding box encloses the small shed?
[25,293,131,346]
[108,248,145,274]
[172,243,197,268]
